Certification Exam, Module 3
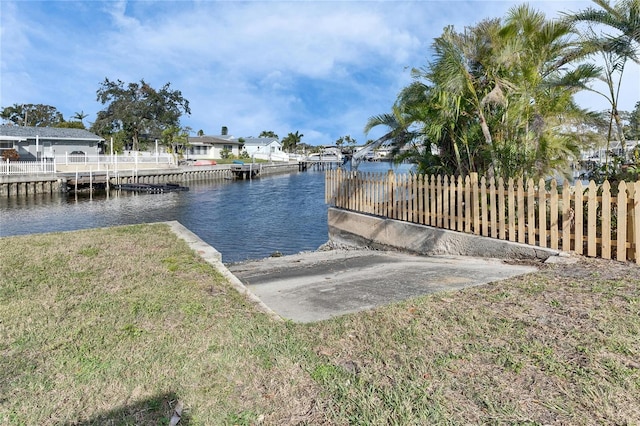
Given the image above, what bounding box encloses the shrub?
[1,148,19,162]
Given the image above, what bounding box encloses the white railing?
[1,159,56,175]
[55,153,175,166]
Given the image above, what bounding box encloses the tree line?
[364,0,640,182]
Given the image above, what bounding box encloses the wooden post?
[517,178,525,243]
[526,179,535,245]
[601,180,611,259]
[634,182,640,263]
[587,181,597,257]
[549,179,558,250]
[538,178,547,248]
[471,172,479,235]
[386,170,395,219]
[481,176,488,236]
[617,181,628,261]
[628,182,637,261]
[498,177,506,240]
[457,176,464,231]
[574,181,584,255]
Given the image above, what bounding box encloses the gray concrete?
[227,249,538,323]
[166,221,283,321]
[328,207,560,261]
[168,220,539,324]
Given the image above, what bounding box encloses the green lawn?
[1,224,639,424]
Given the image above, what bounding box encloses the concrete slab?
[227,249,538,323]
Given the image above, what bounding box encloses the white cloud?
[1,0,636,147]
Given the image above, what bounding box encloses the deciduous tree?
[1,103,64,127]
[91,78,190,151]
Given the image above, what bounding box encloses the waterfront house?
[242,137,289,162]
[186,134,243,159]
[0,125,104,161]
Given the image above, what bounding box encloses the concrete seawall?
[328,207,560,261]
[0,162,302,197]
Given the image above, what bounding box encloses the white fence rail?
[56,153,175,166]
[1,154,177,175]
[1,160,56,175]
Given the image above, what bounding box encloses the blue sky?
[1,0,638,146]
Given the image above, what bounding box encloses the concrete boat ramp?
[227,249,538,323]
[167,221,539,323]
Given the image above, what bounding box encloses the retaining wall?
[328,207,560,261]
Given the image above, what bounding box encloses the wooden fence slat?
[418,174,424,224]
[490,177,497,239]
[635,182,640,263]
[617,181,627,261]
[430,175,436,226]
[562,183,571,252]
[457,176,464,231]
[472,173,480,235]
[449,175,456,230]
[549,179,558,250]
[443,175,450,229]
[628,183,637,261]
[438,175,443,228]
[465,176,472,233]
[508,178,516,242]
[498,177,506,240]
[517,178,525,243]
[481,176,489,236]
[527,179,536,245]
[574,181,584,255]
[587,180,597,257]
[538,178,547,248]
[601,180,611,259]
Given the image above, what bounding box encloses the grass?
[1,224,639,425]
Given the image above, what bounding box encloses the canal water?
[0,161,413,263]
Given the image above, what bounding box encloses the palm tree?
[564,0,640,155]
[372,5,596,180]
[72,110,89,124]
[281,131,303,152]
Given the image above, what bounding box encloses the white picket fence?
[1,154,177,175]
[55,153,175,166]
[1,160,56,175]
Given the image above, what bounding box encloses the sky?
[1,0,639,146]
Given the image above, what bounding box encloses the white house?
[242,137,289,162]
[186,134,243,159]
[0,125,104,160]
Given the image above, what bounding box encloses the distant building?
[186,133,243,159]
[242,137,289,162]
[0,125,104,160]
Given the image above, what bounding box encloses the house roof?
[0,125,104,141]
[188,135,242,145]
[242,137,280,147]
